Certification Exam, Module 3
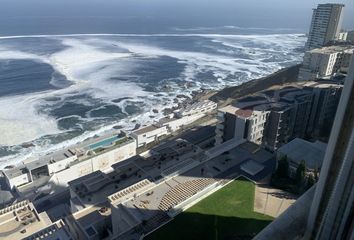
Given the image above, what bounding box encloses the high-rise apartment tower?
[306,3,344,50]
[305,54,354,239]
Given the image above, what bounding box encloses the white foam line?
[0,33,306,40]
[173,25,303,32]
[0,93,61,146]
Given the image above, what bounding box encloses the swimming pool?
[88,136,120,150]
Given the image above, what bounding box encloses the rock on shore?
[209,64,301,105]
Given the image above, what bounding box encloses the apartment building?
[263,104,296,151]
[215,82,341,151]
[304,81,343,139]
[131,125,169,148]
[337,31,348,41]
[175,100,217,117]
[2,134,136,201]
[156,113,204,132]
[306,3,344,50]
[215,105,269,146]
[305,53,354,240]
[254,45,354,240]
[298,46,354,81]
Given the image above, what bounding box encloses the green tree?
[314,168,319,182]
[295,160,306,186]
[306,174,315,190]
[276,155,289,178]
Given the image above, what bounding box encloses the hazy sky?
[0,0,353,35]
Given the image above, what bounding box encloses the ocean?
[0,27,306,168]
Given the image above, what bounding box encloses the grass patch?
[145,178,273,240]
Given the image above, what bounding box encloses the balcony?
[216,131,223,137]
[216,124,224,130]
[216,114,225,122]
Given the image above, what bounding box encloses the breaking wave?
[0,32,306,168]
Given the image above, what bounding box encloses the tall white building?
[337,31,348,41]
[306,3,344,50]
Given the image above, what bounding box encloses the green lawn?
[145,178,273,240]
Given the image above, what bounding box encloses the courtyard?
[145,178,273,240]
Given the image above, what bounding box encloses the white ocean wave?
[0,33,306,168]
[0,38,148,146]
[0,33,306,40]
[0,93,61,146]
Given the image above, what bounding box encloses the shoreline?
[163,64,301,115]
[0,64,301,169]
[177,64,301,108]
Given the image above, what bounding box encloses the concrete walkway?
[254,184,297,218]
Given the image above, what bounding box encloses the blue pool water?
[88,136,120,150]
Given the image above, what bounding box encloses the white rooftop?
[0,200,53,240]
[309,45,354,54]
[23,220,73,240]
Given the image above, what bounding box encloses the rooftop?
[235,108,253,118]
[112,141,274,238]
[23,220,73,240]
[3,166,29,179]
[219,104,268,119]
[240,159,265,176]
[2,134,135,180]
[132,125,161,135]
[176,100,216,115]
[38,149,76,165]
[158,116,179,124]
[309,45,354,54]
[300,80,343,89]
[71,202,112,238]
[219,81,342,118]
[0,190,13,204]
[73,165,147,210]
[277,138,327,170]
[108,179,155,206]
[0,200,52,240]
[69,139,202,212]
[86,136,135,155]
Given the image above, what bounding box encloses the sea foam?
[0,33,306,168]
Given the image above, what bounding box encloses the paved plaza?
[254,184,297,218]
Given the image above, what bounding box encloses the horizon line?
[0,32,306,40]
